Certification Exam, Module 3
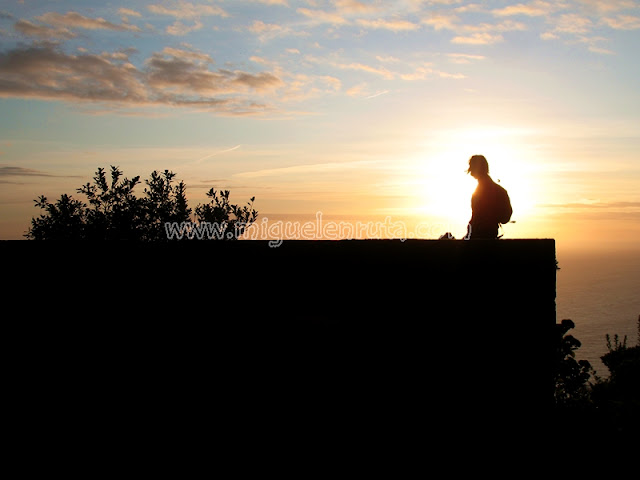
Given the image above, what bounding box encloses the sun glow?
[404,127,537,236]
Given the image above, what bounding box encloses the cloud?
[36,11,141,32]
[297,7,350,26]
[492,1,557,17]
[0,166,57,177]
[575,0,637,14]
[14,19,76,39]
[399,66,433,80]
[148,0,228,34]
[147,1,228,19]
[248,20,284,34]
[146,47,283,95]
[535,3,640,53]
[574,35,615,54]
[166,20,203,35]
[446,53,486,64]
[334,61,394,79]
[334,0,382,14]
[552,13,593,34]
[452,32,504,45]
[235,160,371,178]
[118,8,142,19]
[601,15,640,30]
[305,52,466,83]
[540,31,559,40]
[249,0,289,5]
[399,64,465,80]
[541,200,640,210]
[0,44,148,104]
[423,12,526,44]
[0,166,82,184]
[345,82,368,97]
[356,18,420,31]
[0,43,283,115]
[246,20,305,40]
[422,13,460,31]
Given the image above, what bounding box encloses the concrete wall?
[5,238,556,323]
[4,239,554,431]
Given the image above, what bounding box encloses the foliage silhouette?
[554,319,594,407]
[26,166,257,241]
[554,316,640,438]
[195,188,257,241]
[590,316,640,434]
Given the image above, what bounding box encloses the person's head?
[467,155,489,179]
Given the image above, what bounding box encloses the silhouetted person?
[465,155,512,240]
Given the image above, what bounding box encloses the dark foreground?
[5,239,555,437]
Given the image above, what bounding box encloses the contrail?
[195,144,241,163]
[365,90,389,100]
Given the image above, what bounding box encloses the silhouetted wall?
[5,238,556,322]
[5,239,553,430]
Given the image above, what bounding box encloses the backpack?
[494,182,513,225]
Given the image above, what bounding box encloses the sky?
[1,0,639,250]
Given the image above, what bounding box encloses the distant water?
[556,249,640,377]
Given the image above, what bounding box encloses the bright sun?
[407,127,536,236]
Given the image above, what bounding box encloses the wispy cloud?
[148,1,228,36]
[452,32,504,45]
[446,53,486,64]
[248,0,290,5]
[296,7,350,26]
[118,8,142,19]
[337,61,395,79]
[600,14,640,30]
[553,13,593,34]
[14,19,76,39]
[423,11,527,44]
[492,1,559,17]
[36,11,141,32]
[166,20,203,36]
[541,200,640,210]
[335,0,382,15]
[235,160,373,178]
[147,1,228,19]
[0,166,82,184]
[295,0,387,27]
[0,166,56,177]
[356,18,420,32]
[575,0,638,14]
[245,20,307,41]
[13,10,141,39]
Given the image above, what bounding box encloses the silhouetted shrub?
[195,188,257,241]
[589,317,640,435]
[554,316,640,438]
[554,319,594,407]
[26,166,257,241]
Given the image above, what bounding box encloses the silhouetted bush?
[554,319,594,407]
[589,317,640,435]
[26,166,257,241]
[195,188,257,241]
[554,316,640,438]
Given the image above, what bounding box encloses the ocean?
[555,249,640,377]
